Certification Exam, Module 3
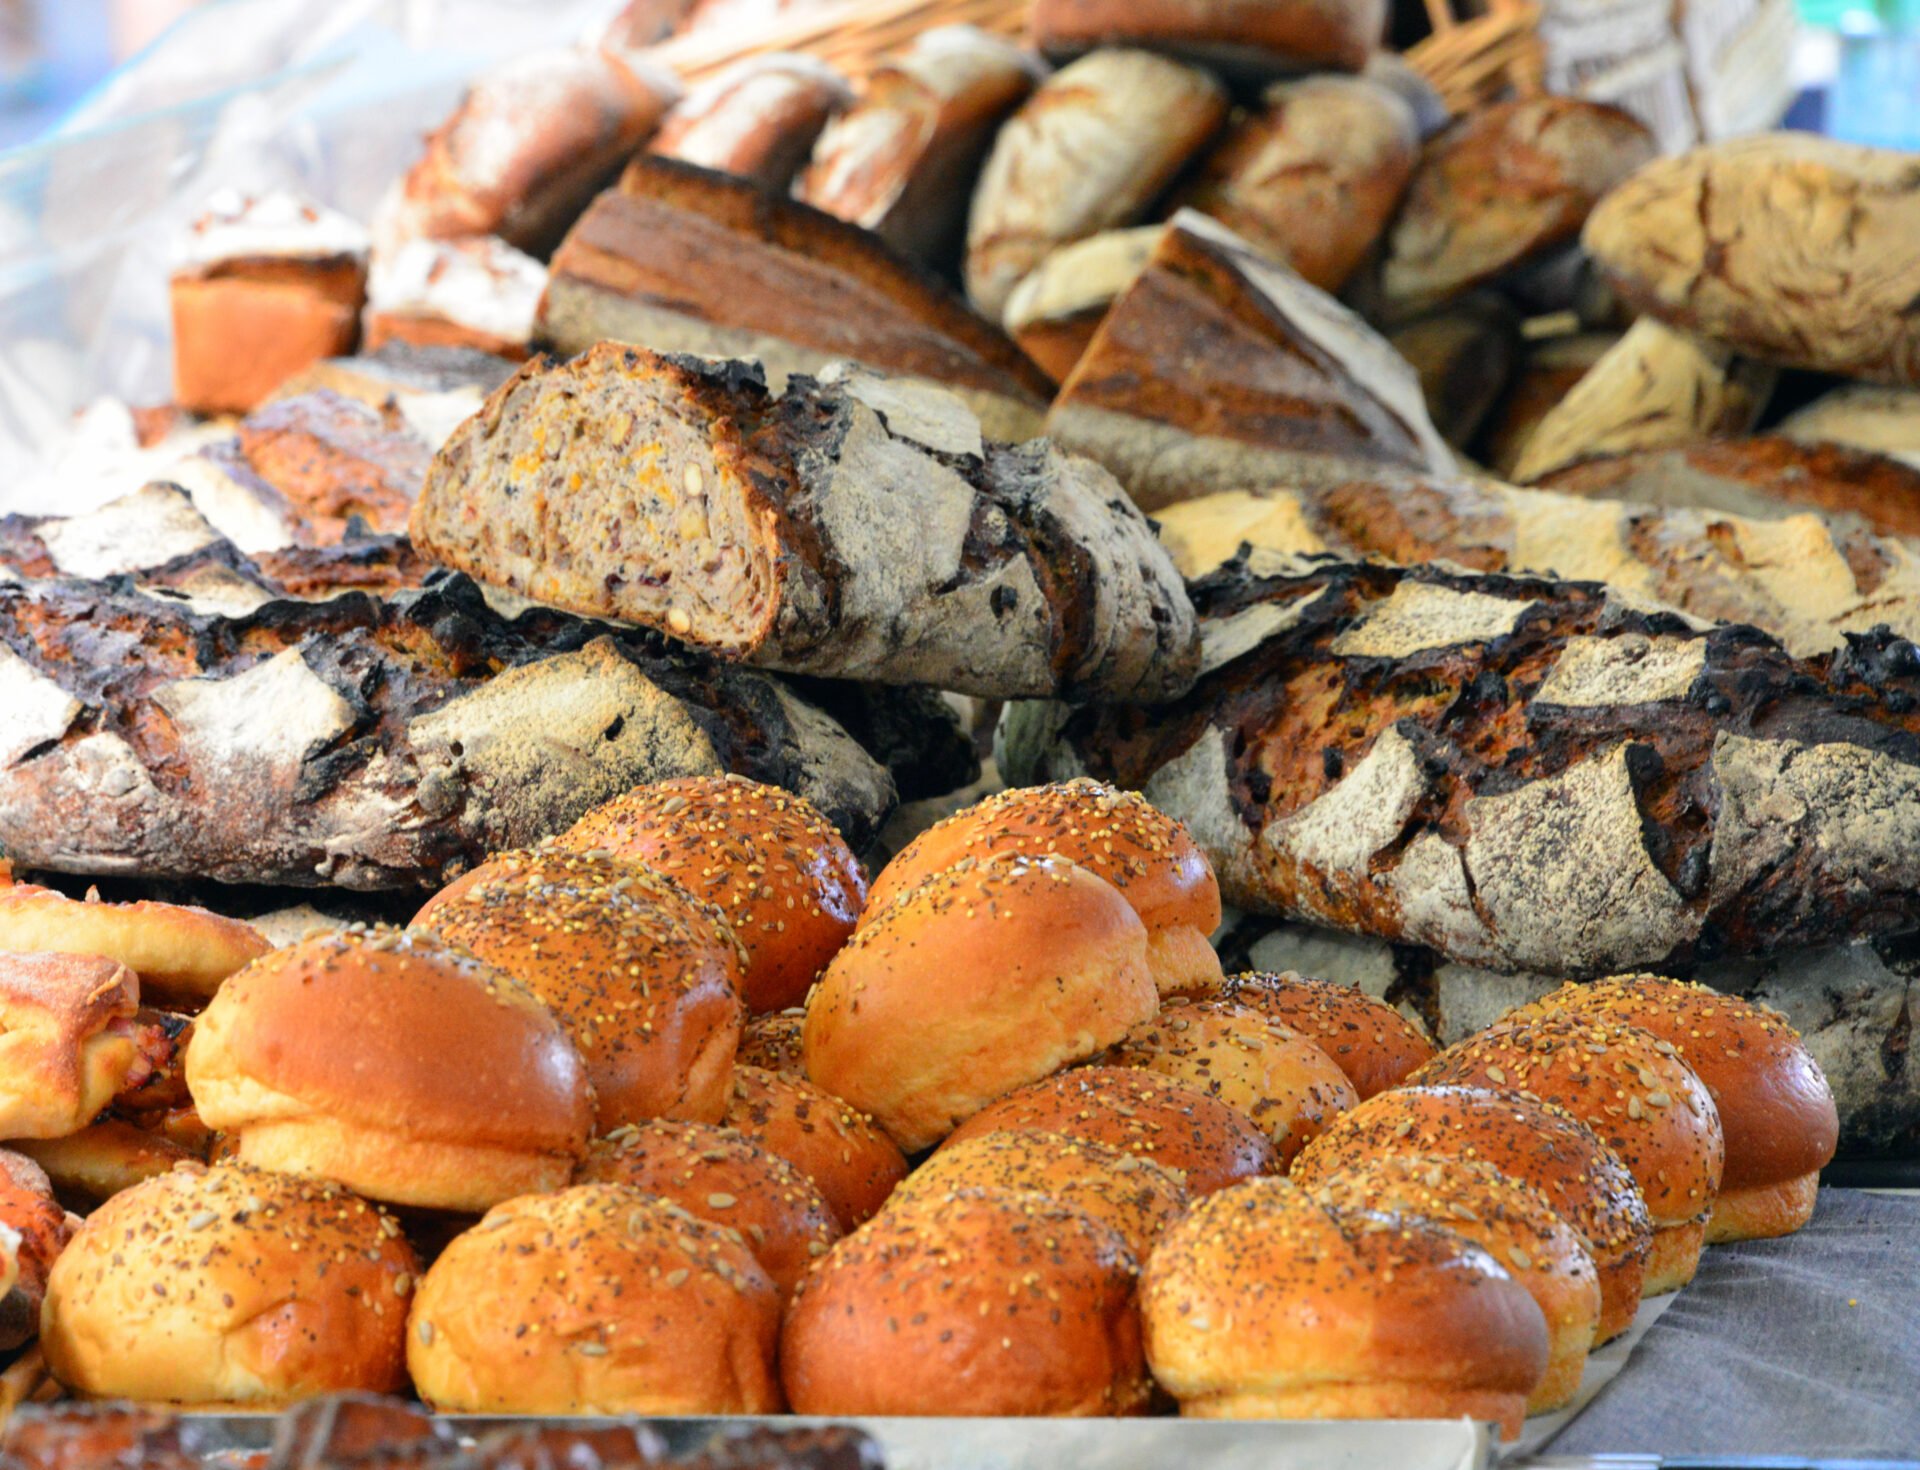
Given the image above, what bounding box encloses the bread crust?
[0,888,268,1009]
[0,952,141,1140]
[720,1066,908,1229]
[650,55,851,191]
[1031,0,1387,74]
[1185,971,1435,1099]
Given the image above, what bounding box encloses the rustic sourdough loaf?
[1001,225,1161,382]
[1779,384,1920,468]
[1030,0,1388,76]
[1386,295,1523,449]
[648,54,851,191]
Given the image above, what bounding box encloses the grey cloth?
[1545,1189,1920,1458]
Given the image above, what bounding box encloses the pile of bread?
[0,775,1836,1435]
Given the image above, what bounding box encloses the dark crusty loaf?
[1481,331,1617,477]
[538,154,1053,440]
[412,345,1199,702]
[1029,0,1387,76]
[1386,295,1522,449]
[1002,554,1920,975]
[648,54,851,192]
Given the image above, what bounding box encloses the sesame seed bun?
[1187,972,1436,1099]
[40,1163,416,1406]
[0,886,270,1010]
[736,1009,807,1079]
[185,930,594,1213]
[863,780,1223,997]
[411,849,744,1130]
[782,1187,1150,1416]
[0,952,143,1141]
[719,1067,908,1229]
[805,853,1159,1152]
[407,1184,783,1414]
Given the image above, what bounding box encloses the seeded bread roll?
[720,1066,908,1228]
[0,887,270,1010]
[0,953,142,1140]
[736,1009,807,1078]
[649,55,850,192]
[782,1188,1149,1416]
[1185,972,1434,1099]
[41,1163,416,1406]
[408,1184,782,1414]
[1030,0,1388,75]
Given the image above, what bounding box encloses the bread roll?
[1140,1178,1547,1436]
[721,1066,908,1228]
[1508,976,1837,1243]
[1030,0,1387,75]
[1183,972,1434,1099]
[0,1151,72,1353]
[11,1121,194,1211]
[736,1008,806,1078]
[579,1121,841,1296]
[1103,997,1355,1165]
[782,1188,1148,1416]
[0,886,270,1010]
[407,1184,782,1414]
[650,55,850,191]
[0,953,142,1140]
[1292,1085,1651,1343]
[185,929,594,1213]
[410,847,744,1128]
[807,853,1156,1151]
[942,1066,1275,1194]
[41,1163,416,1405]
[885,1128,1189,1260]
[1410,1018,1724,1294]
[1309,1156,1600,1412]
[558,776,863,1015]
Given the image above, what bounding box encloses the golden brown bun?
[1187,972,1436,1099]
[1508,976,1837,1243]
[0,1151,73,1353]
[1308,1154,1600,1413]
[42,1163,415,1405]
[864,780,1223,997]
[559,776,867,1014]
[806,853,1159,1151]
[1140,1178,1548,1438]
[410,848,744,1129]
[0,887,271,1010]
[172,263,365,416]
[720,1066,908,1229]
[12,1121,195,1211]
[1292,1085,1651,1343]
[185,929,594,1213]
[1103,996,1356,1166]
[783,1187,1149,1416]
[578,1120,841,1296]
[885,1129,1190,1261]
[408,1184,782,1414]
[0,952,142,1140]
[109,1010,209,1156]
[941,1066,1275,1194]
[1410,1018,1724,1293]
[736,1008,806,1079]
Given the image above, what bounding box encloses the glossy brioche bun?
[0,952,143,1140]
[12,1121,196,1211]
[410,848,744,1129]
[736,1009,806,1079]
[407,1185,782,1414]
[1508,976,1837,1243]
[941,1066,1275,1195]
[0,887,270,1009]
[1309,1155,1600,1413]
[884,1129,1190,1261]
[185,929,594,1213]
[720,1066,908,1229]
[578,1121,841,1296]
[863,780,1223,997]
[41,1163,416,1405]
[805,853,1159,1151]
[782,1187,1149,1416]
[1292,1086,1651,1343]
[1411,1019,1723,1294]
[1189,972,1436,1099]
[558,776,867,1014]
[1103,996,1356,1166]
[1140,1179,1548,1437]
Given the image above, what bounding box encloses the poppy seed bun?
[804,853,1159,1152]
[1309,1155,1600,1413]
[863,780,1223,997]
[941,1066,1275,1194]
[1189,972,1436,1098]
[410,849,744,1129]
[0,952,143,1140]
[1292,1086,1651,1343]
[1410,1019,1723,1294]
[559,776,867,1014]
[1103,996,1356,1166]
[41,1163,416,1406]
[782,1187,1150,1417]
[720,1066,908,1228]
[0,887,271,1009]
[736,1009,806,1079]
[407,1184,782,1414]
[1507,976,1837,1243]
[185,930,593,1212]
[1139,1179,1548,1438]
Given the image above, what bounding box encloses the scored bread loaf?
[1002,554,1920,976]
[412,346,1199,702]
[648,55,851,192]
[1030,0,1387,76]
[1386,295,1523,449]
[1779,384,1920,468]
[1001,225,1161,382]
[1482,331,1617,478]
[363,236,547,362]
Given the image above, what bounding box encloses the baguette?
[648,54,851,192]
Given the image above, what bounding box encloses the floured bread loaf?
[412,345,1199,701]
[648,54,851,191]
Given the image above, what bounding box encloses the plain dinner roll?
[805,853,1158,1152]
[41,1163,416,1406]
[782,1187,1149,1417]
[408,1185,782,1415]
[863,780,1223,997]
[1140,1179,1548,1437]
[0,952,142,1140]
[0,886,270,1009]
[721,1066,909,1229]
[1189,972,1436,1098]
[559,775,867,1013]
[185,929,593,1213]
